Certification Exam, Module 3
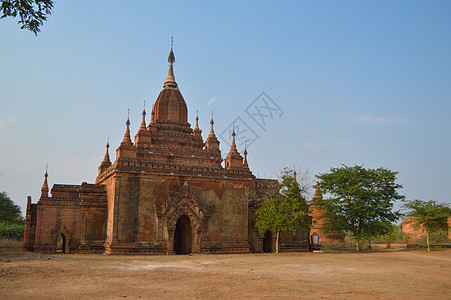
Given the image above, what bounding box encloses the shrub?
[378,224,400,249]
[429,230,449,244]
[0,222,25,240]
[403,232,412,244]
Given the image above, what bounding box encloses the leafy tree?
[315,165,403,251]
[256,168,312,253]
[0,191,23,224]
[403,200,450,251]
[1,0,53,35]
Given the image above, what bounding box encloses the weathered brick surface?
[449,217,451,240]
[401,218,425,242]
[23,183,107,253]
[402,217,451,242]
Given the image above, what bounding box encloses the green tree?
[315,165,403,251]
[1,0,53,35]
[256,168,312,253]
[403,200,450,251]
[0,191,23,224]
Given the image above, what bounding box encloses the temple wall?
[402,218,425,242]
[33,202,81,253]
[25,184,107,254]
[310,205,346,244]
[22,198,37,251]
[103,173,253,254]
[247,205,259,252]
[104,175,140,254]
[449,217,451,240]
[136,177,163,243]
[79,206,107,251]
[25,175,312,255]
[402,217,451,243]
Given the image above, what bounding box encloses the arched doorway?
[311,232,319,244]
[174,214,192,254]
[263,231,273,253]
[56,234,66,253]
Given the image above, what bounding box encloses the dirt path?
[1,249,450,299]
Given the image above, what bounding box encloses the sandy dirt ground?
[1,248,450,299]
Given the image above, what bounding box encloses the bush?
[378,224,400,249]
[0,222,25,240]
[429,230,449,244]
[403,232,413,244]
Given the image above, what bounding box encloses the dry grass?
[0,238,22,248]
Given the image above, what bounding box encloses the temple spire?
[194,110,200,131]
[102,136,111,164]
[121,110,133,146]
[164,37,177,88]
[230,126,237,151]
[205,111,220,151]
[139,101,147,131]
[209,111,215,134]
[99,136,112,174]
[40,165,49,198]
[193,110,202,140]
[314,181,323,200]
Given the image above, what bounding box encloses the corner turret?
[99,137,112,174]
[205,112,220,153]
[116,112,136,160]
[224,127,244,170]
[40,166,49,198]
[135,104,152,147]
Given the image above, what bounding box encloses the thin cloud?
[0,116,16,128]
[207,97,223,106]
[354,115,406,125]
[305,139,350,150]
[207,97,217,106]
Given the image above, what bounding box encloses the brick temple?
[23,45,310,254]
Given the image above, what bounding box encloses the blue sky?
[1,1,450,214]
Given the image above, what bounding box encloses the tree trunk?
[368,239,372,249]
[355,239,360,251]
[426,233,430,252]
[276,231,280,254]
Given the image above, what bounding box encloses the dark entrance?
[174,214,192,254]
[263,231,272,253]
[56,234,66,253]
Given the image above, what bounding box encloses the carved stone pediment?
[155,182,214,235]
[168,181,200,208]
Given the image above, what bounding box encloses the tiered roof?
[96,44,253,183]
